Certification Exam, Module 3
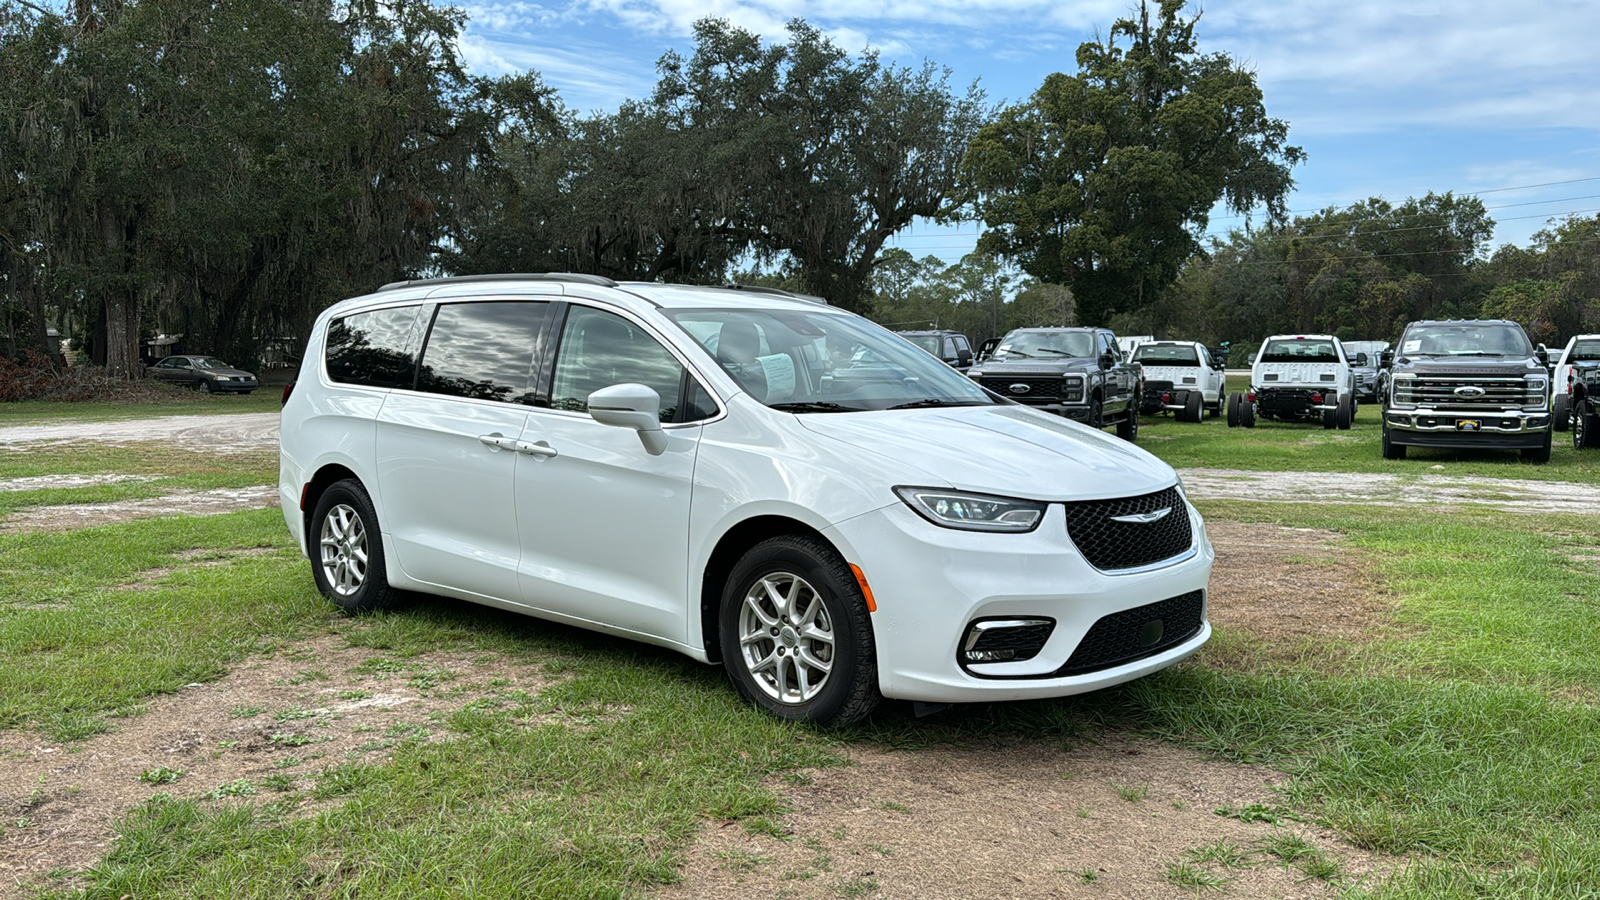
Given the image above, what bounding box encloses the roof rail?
[377,272,619,293]
[721,283,830,306]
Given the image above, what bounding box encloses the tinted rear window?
[326,306,423,388]
[1133,345,1199,366]
[1259,339,1339,363]
[416,301,550,404]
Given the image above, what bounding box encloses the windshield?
[1259,339,1339,363]
[665,309,996,412]
[192,357,230,369]
[1398,324,1534,357]
[992,330,1094,359]
[900,334,942,355]
[1132,344,1199,366]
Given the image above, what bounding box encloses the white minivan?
[279,275,1213,725]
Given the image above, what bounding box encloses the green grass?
[0,388,282,424]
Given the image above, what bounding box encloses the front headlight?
[893,487,1045,533]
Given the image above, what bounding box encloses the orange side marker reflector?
[849,564,877,613]
[299,483,310,511]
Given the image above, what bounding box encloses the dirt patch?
[0,634,555,898]
[0,413,279,454]
[1204,521,1397,667]
[0,486,279,533]
[1179,467,1600,514]
[658,737,1389,899]
[0,475,161,493]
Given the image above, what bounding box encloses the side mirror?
[1536,345,1549,366]
[587,383,668,455]
[956,349,973,366]
[1380,350,1394,369]
[1354,353,1369,367]
[1098,352,1114,370]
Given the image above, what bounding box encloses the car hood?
[972,357,1097,375]
[1393,355,1542,376]
[796,405,1176,502]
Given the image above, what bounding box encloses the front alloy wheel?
[737,572,835,705]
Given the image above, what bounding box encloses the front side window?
[666,308,995,412]
[550,306,691,423]
[416,301,549,405]
[992,331,1094,360]
[902,334,941,356]
[1259,339,1340,363]
[1397,324,1533,358]
[1133,345,1200,366]
[326,305,423,388]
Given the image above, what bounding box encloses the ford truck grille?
[1392,376,1540,409]
[1063,486,1193,571]
[979,376,1083,403]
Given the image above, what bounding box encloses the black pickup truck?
[966,327,1141,441]
[1571,360,1600,450]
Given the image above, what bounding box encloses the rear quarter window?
[326,305,424,388]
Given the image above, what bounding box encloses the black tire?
[720,536,880,727]
[309,479,399,612]
[1117,408,1139,442]
[1209,397,1222,419]
[1241,400,1256,428]
[1337,394,1353,430]
[1553,393,1570,431]
[1183,391,1202,423]
[1522,427,1552,463]
[1087,395,1103,429]
[1381,424,1406,460]
[202,380,215,394]
[1226,393,1242,428]
[1322,407,1336,429]
[1575,406,1600,449]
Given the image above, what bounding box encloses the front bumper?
[1384,409,1550,449]
[824,500,1213,703]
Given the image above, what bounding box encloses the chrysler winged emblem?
[1453,386,1486,398]
[1110,507,1173,525]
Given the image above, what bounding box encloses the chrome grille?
[1392,376,1541,410]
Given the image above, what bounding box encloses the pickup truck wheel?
[1552,393,1570,431]
[1087,396,1103,428]
[1226,393,1241,427]
[1522,428,1552,463]
[1183,391,1202,423]
[1337,394,1353,430]
[1241,399,1256,428]
[1322,408,1336,429]
[1381,423,1406,459]
[1576,407,1600,449]
[1116,407,1139,441]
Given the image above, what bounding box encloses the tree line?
[3,0,1591,379]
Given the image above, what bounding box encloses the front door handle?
[515,440,557,458]
[477,433,514,451]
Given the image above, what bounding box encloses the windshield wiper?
[995,349,1035,358]
[768,401,866,413]
[1448,351,1502,357]
[1027,348,1080,357]
[885,398,990,410]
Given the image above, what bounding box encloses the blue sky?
[457,0,1600,265]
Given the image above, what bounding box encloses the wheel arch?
[301,463,363,556]
[698,514,839,664]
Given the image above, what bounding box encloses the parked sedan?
[149,356,259,394]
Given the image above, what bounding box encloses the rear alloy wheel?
[310,479,399,611]
[720,536,879,727]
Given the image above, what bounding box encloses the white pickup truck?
[1227,334,1357,429]
[1132,341,1226,422]
[1550,334,1600,431]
